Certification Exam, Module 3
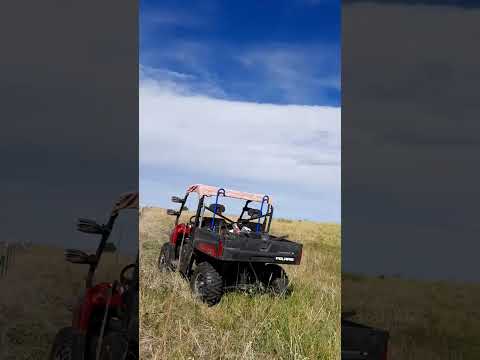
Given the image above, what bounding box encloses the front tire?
[49,327,81,360]
[190,262,223,306]
[99,332,129,360]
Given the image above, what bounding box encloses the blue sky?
[140,0,340,106]
[140,0,341,222]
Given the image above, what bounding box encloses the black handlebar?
[77,218,106,234]
[85,213,118,288]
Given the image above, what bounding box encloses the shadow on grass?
[223,283,294,300]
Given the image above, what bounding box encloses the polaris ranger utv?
[158,184,303,306]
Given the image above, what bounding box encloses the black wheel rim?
[159,252,167,269]
[54,344,71,360]
[194,273,207,298]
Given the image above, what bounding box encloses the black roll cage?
[173,192,274,233]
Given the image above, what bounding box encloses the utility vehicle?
[49,192,139,360]
[341,311,389,360]
[158,184,303,306]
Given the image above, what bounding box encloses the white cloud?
[140,78,340,187]
[139,75,341,220]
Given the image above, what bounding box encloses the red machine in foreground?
[49,192,139,360]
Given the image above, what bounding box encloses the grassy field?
[0,245,132,360]
[140,207,341,360]
[343,273,480,360]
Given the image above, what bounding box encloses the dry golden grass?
[140,207,341,360]
[0,245,134,360]
[343,274,480,360]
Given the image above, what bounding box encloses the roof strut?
[210,188,226,231]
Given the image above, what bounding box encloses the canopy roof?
[186,184,272,204]
[111,191,139,215]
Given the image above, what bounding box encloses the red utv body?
[158,184,303,306]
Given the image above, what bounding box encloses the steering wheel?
[189,215,196,224]
[120,263,136,285]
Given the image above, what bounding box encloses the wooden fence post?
[0,243,17,277]
[0,254,4,277]
[5,244,9,276]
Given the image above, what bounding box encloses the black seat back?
[201,217,225,229]
[207,203,225,213]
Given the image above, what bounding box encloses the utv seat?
[202,204,227,230]
[201,217,225,229]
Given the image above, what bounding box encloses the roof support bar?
[210,188,226,231]
[257,195,270,233]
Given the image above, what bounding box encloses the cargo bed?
[193,227,302,264]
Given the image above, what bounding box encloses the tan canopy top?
[111,191,139,215]
[186,184,272,205]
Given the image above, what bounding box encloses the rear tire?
[263,264,289,296]
[157,242,174,272]
[190,262,223,306]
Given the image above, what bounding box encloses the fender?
[73,283,123,332]
[170,224,191,245]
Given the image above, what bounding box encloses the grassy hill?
[140,207,341,359]
[343,273,480,359]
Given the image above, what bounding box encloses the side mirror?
[166,209,180,216]
[77,218,105,234]
[171,196,184,203]
[64,249,96,264]
[104,242,117,253]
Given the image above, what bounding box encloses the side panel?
[192,228,223,258]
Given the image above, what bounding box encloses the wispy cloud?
[141,42,339,105]
[139,64,226,98]
[237,45,340,103]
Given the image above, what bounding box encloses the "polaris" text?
[275,256,294,262]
